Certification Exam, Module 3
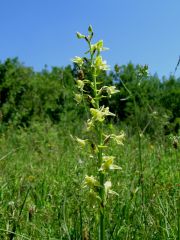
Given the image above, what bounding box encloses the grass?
[0,121,179,239]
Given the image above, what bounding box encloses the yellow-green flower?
[72,56,84,67]
[106,86,119,97]
[104,181,118,197]
[90,108,105,122]
[74,94,83,104]
[94,56,110,71]
[84,175,100,188]
[76,80,85,90]
[103,106,115,117]
[76,137,87,148]
[99,156,122,172]
[88,40,109,55]
[90,106,115,122]
[111,132,125,145]
[86,118,94,131]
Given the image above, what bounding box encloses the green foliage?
[0,58,34,125]
[160,76,180,134]
[109,63,176,136]
[0,26,179,240]
[0,59,78,127]
[0,123,179,239]
[0,58,179,134]
[0,56,179,239]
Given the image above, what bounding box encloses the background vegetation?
[0,58,179,239]
[0,58,180,134]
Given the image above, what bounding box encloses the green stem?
[98,123,105,240]
[138,133,144,207]
[92,62,105,240]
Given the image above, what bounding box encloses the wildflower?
[96,40,109,52]
[103,106,115,117]
[104,132,125,145]
[111,132,125,145]
[84,175,100,188]
[86,118,94,131]
[72,56,84,67]
[104,181,119,196]
[90,106,115,122]
[74,94,83,104]
[73,26,125,238]
[99,155,122,172]
[86,40,109,55]
[76,137,87,148]
[90,108,105,122]
[106,86,119,97]
[76,80,84,90]
[104,180,112,194]
[94,56,110,71]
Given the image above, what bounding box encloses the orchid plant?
[72,25,125,240]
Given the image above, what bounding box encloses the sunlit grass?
[0,122,179,239]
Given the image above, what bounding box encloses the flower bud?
[76,32,85,39]
[76,80,84,90]
[88,25,93,33]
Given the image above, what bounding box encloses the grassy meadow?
[0,120,179,239]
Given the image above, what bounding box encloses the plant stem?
[92,64,105,240]
[138,133,144,206]
[98,123,105,240]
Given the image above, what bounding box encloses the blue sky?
[1,0,180,78]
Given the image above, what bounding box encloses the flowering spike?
[72,26,124,239]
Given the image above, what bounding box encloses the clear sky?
[1,0,180,78]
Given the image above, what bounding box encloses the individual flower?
[90,108,105,122]
[103,107,115,117]
[104,180,112,194]
[72,56,84,67]
[97,86,119,97]
[99,155,122,172]
[74,94,83,104]
[86,40,109,55]
[86,118,95,131]
[106,86,119,97]
[96,40,109,52]
[104,181,119,197]
[94,56,110,71]
[84,175,100,188]
[75,137,88,148]
[76,80,85,90]
[90,106,115,122]
[111,132,125,145]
